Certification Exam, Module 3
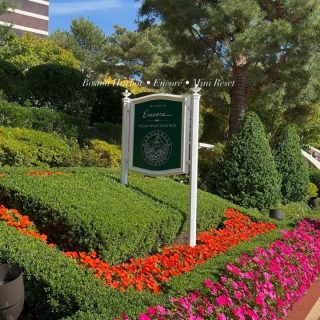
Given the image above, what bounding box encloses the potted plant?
[0,264,24,320]
[269,203,284,220]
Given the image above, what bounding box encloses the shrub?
[0,127,81,167]
[25,64,95,118]
[90,86,123,124]
[273,126,309,204]
[0,98,89,139]
[0,168,269,263]
[0,60,25,102]
[0,222,160,320]
[212,112,281,210]
[308,183,318,199]
[83,122,121,145]
[198,144,224,192]
[81,139,121,168]
[309,168,320,195]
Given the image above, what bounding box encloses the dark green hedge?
[0,168,272,263]
[0,222,162,319]
[0,98,88,139]
[0,168,183,263]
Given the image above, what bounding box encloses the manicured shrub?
[90,86,123,124]
[0,98,89,139]
[81,139,121,168]
[0,60,25,102]
[0,222,161,319]
[25,64,95,119]
[0,168,269,263]
[212,112,281,210]
[273,126,309,204]
[0,127,81,167]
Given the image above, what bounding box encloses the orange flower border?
[0,205,276,294]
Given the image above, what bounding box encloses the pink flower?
[217,314,227,320]
[156,305,166,315]
[216,295,229,306]
[138,314,151,320]
[147,307,156,315]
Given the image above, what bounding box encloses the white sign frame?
[128,94,190,177]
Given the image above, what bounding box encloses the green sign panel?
[131,99,185,173]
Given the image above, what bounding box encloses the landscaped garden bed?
[0,167,269,264]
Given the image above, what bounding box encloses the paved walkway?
[286,279,320,320]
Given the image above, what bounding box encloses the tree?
[139,0,320,135]
[273,126,309,204]
[212,112,281,210]
[51,17,107,75]
[104,25,179,80]
[0,33,79,71]
[0,1,13,43]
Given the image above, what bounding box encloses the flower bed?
[26,170,69,176]
[119,218,320,319]
[0,204,275,294]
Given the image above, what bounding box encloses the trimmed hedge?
[0,127,81,167]
[0,60,25,102]
[0,98,89,139]
[0,168,270,263]
[0,168,183,263]
[0,222,162,319]
[25,64,95,119]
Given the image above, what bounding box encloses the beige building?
[0,0,49,37]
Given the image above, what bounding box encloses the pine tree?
[273,126,309,204]
[213,112,281,210]
[139,0,320,135]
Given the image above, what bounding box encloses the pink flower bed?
[118,218,320,320]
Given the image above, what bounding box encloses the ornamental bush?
[0,98,88,139]
[273,126,309,204]
[25,64,95,119]
[212,112,281,210]
[0,126,81,167]
[0,60,26,102]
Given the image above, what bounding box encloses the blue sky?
[49,0,141,35]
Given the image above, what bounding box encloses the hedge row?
[0,127,81,167]
[0,168,273,263]
[0,98,88,139]
[0,168,183,263]
[0,222,162,319]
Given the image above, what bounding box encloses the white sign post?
[121,86,201,247]
[121,90,131,185]
[189,85,201,247]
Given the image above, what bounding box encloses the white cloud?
[50,0,124,16]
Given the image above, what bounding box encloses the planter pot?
[0,264,24,320]
[309,197,319,209]
[269,209,284,221]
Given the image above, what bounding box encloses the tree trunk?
[229,66,247,137]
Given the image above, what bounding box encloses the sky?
[49,0,141,35]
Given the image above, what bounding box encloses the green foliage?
[198,144,224,192]
[0,168,267,263]
[25,64,95,119]
[0,127,81,167]
[309,168,320,195]
[90,86,123,124]
[0,33,79,71]
[212,112,281,210]
[273,126,309,204]
[0,222,162,319]
[0,98,89,139]
[84,122,121,145]
[81,139,121,168]
[308,183,318,199]
[278,201,311,221]
[139,0,320,133]
[51,17,107,75]
[0,60,26,102]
